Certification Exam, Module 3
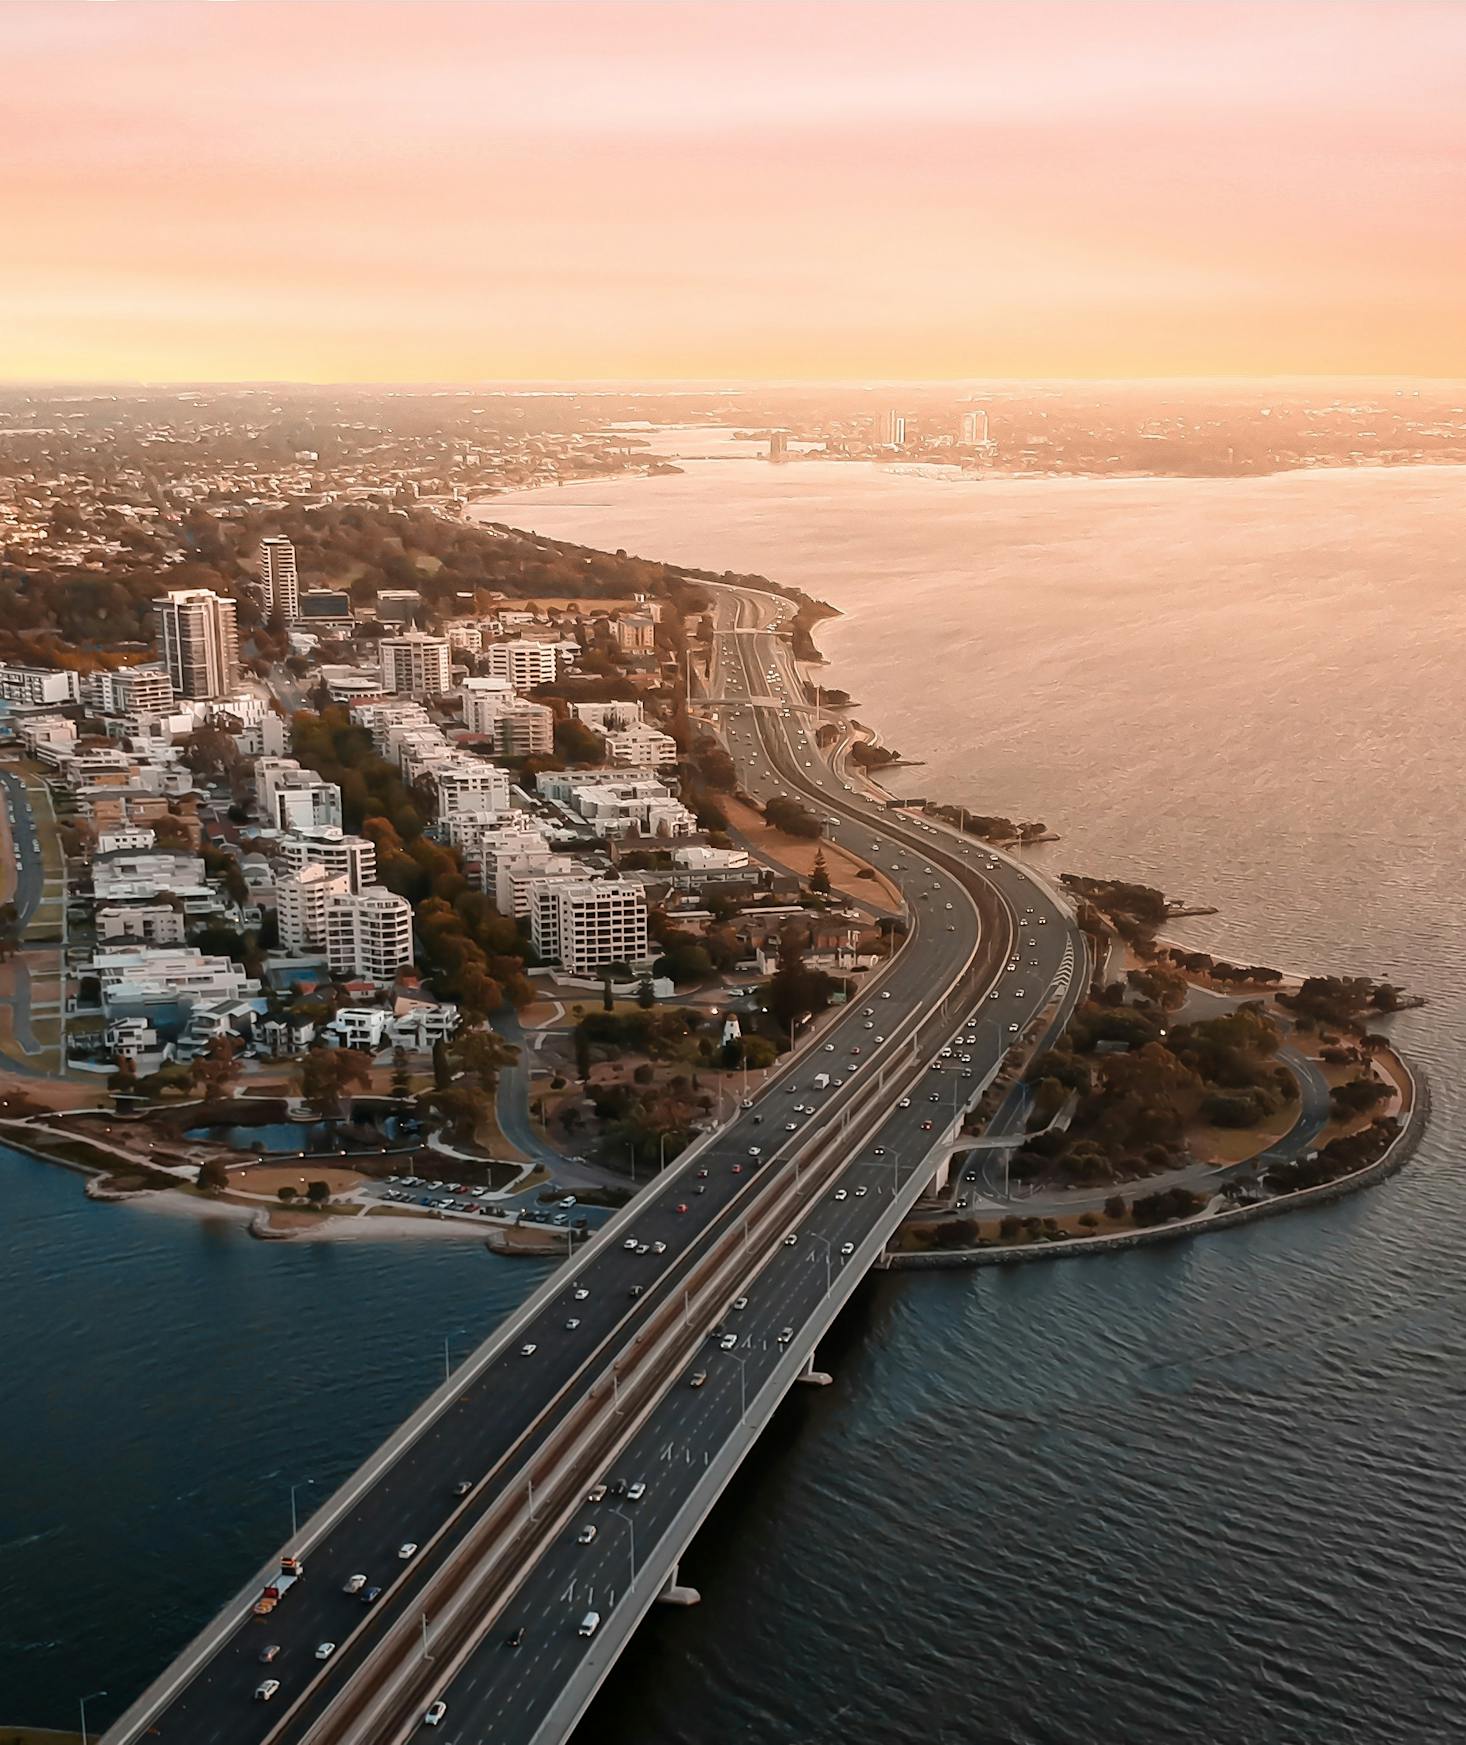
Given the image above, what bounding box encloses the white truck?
[253,1556,305,1616]
[812,1072,830,1091]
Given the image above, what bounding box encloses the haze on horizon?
[3,0,1464,385]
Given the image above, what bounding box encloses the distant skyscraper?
[769,430,789,461]
[257,535,299,622]
[153,589,239,699]
[959,409,991,446]
[875,409,906,447]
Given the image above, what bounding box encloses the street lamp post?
[289,1479,316,1539]
[809,1231,834,1292]
[611,1505,638,1593]
[79,1689,107,1745]
[442,1327,467,1386]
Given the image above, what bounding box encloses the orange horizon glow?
[3,1,1464,384]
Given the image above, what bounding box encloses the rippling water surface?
[7,457,1466,1742]
[480,458,1466,1745]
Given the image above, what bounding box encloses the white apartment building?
[257,536,300,621]
[0,663,79,707]
[255,757,343,832]
[501,853,581,917]
[569,699,644,733]
[483,640,558,689]
[605,723,678,767]
[324,885,415,983]
[491,700,554,759]
[80,665,175,721]
[350,698,433,753]
[380,631,452,697]
[460,675,517,734]
[95,905,187,945]
[444,619,484,655]
[154,588,240,699]
[277,864,351,952]
[273,779,344,834]
[276,826,376,893]
[428,755,512,819]
[528,878,649,976]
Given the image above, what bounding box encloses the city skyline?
[4,1,1465,383]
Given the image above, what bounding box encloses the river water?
[8,455,1466,1741]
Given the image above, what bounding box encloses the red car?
[674,1202,688,1214]
[731,1163,744,1175]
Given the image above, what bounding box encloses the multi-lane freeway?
[103,584,1083,1745]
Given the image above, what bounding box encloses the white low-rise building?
[95,904,187,945]
[0,662,79,707]
[93,850,206,900]
[93,947,258,1015]
[605,723,678,767]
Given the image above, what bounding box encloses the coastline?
[782,601,1431,1263]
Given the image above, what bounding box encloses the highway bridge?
[103,584,1084,1745]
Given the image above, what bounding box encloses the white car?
[784,1232,798,1246]
[651,1241,667,1255]
[833,1188,848,1201]
[255,1680,281,1702]
[315,1642,336,1661]
[343,1574,366,1594]
[424,1701,448,1727]
[565,1317,581,1330]
[622,1237,638,1251]
[748,1146,762,1158]
[398,1542,418,1560]
[881,990,891,999]
[626,1482,647,1501]
[840,1242,855,1257]
[520,1343,538,1357]
[720,1333,739,1349]
[577,1524,598,1544]
[573,1287,589,1301]
[898,1097,911,1109]
[854,1185,868,1197]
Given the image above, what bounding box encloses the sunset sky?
[4,1,1464,383]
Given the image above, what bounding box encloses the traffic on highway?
[103,586,1081,1745]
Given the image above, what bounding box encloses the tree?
[574,1025,592,1081]
[637,977,656,1009]
[390,1045,413,1101]
[276,1184,298,1202]
[1103,1194,1127,1221]
[296,1044,370,1120]
[306,1178,332,1205]
[449,1024,519,1095]
[190,1034,241,1100]
[602,977,614,1012]
[196,1156,230,1193]
[809,849,831,896]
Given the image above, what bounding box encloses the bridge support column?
[658,1560,701,1606]
[796,1351,832,1387]
[928,1152,952,1195]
